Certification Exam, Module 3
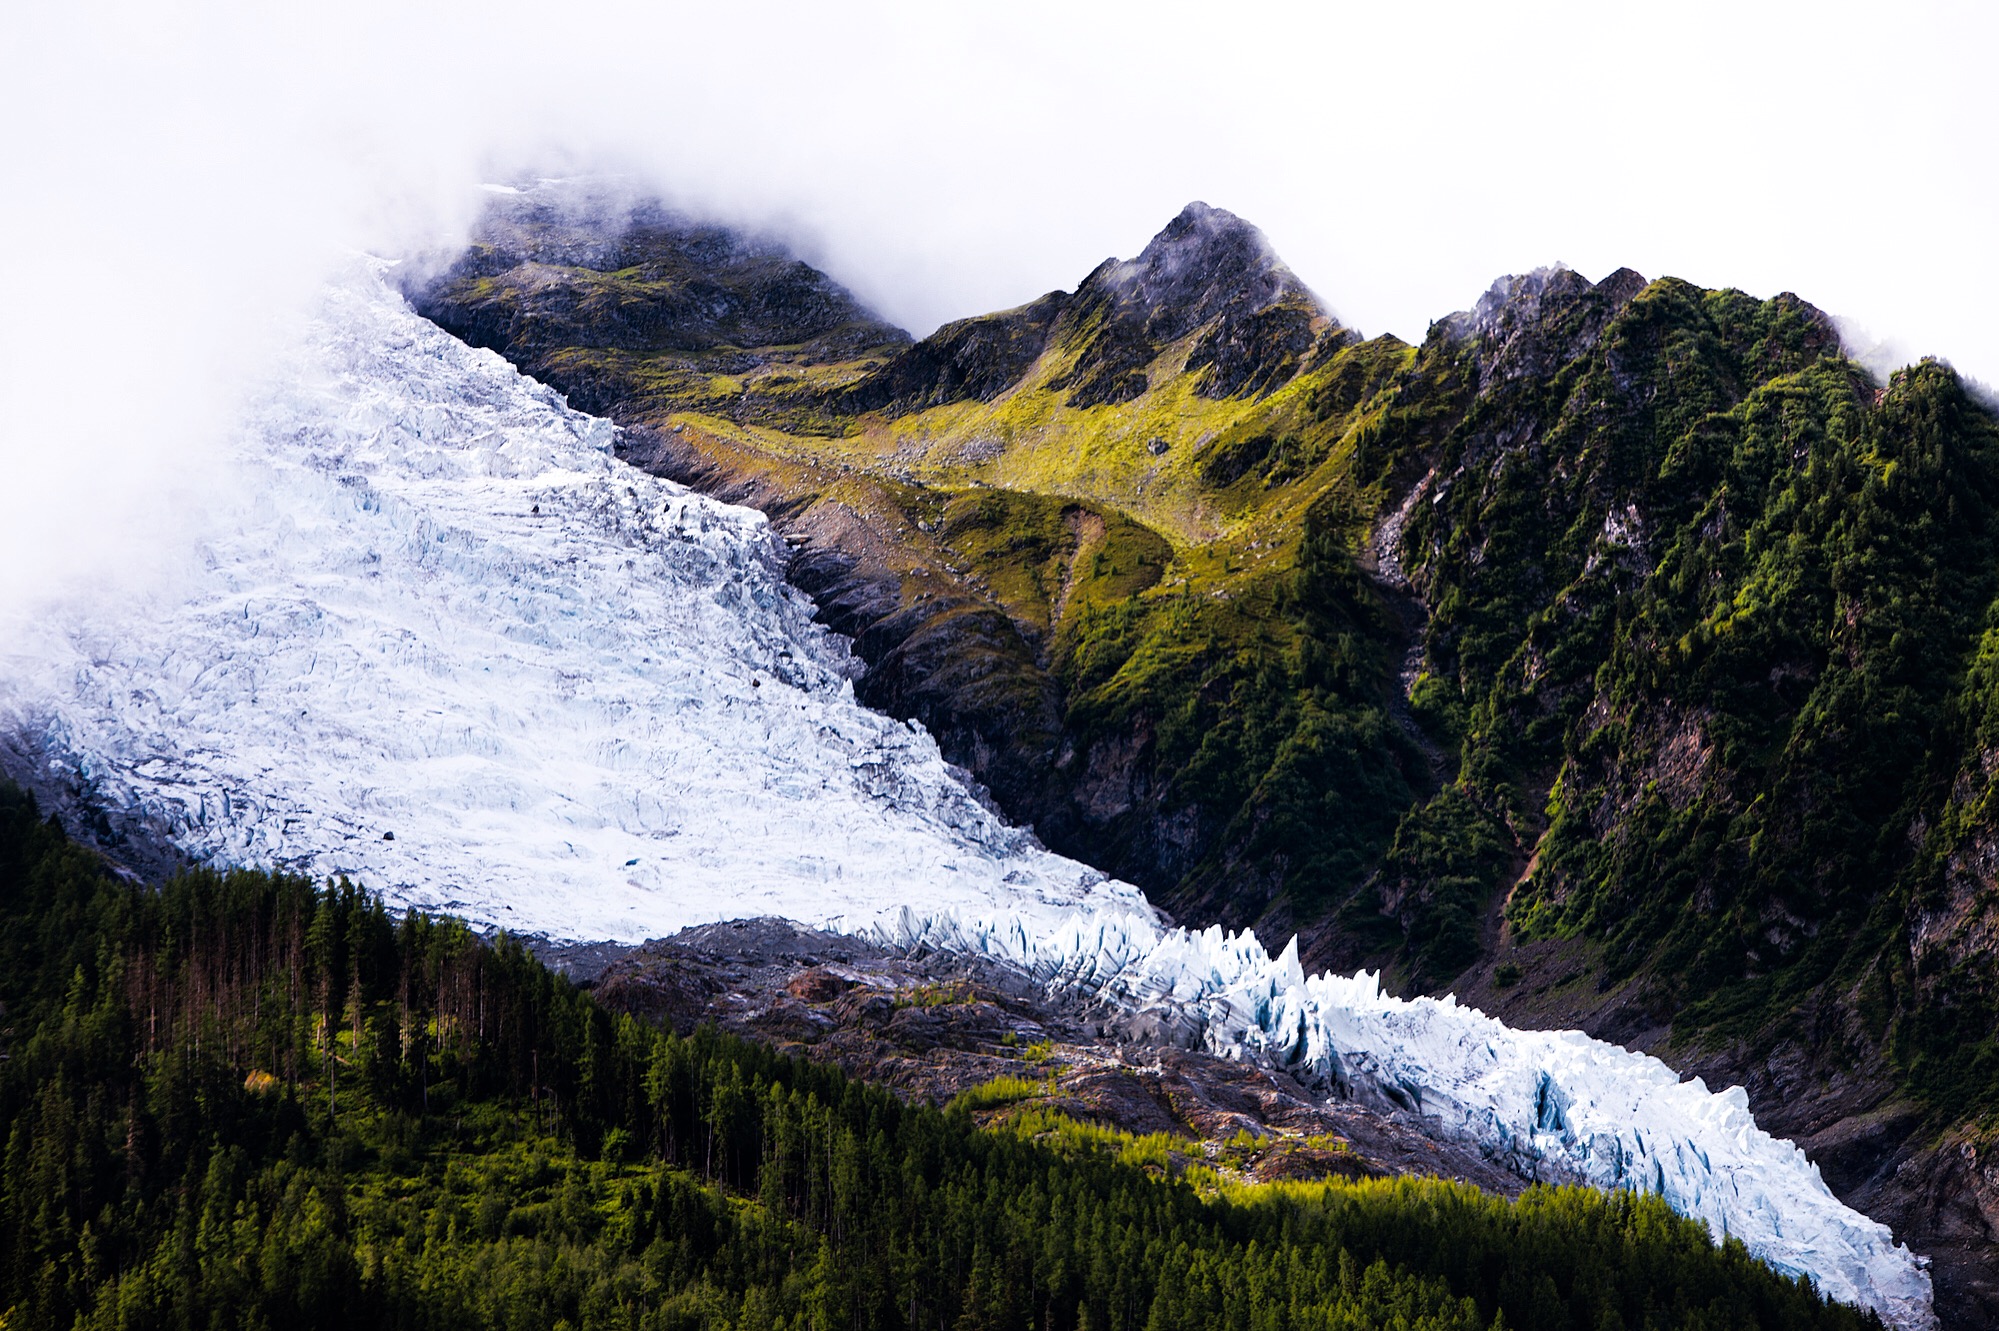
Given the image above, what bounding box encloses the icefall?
[871,906,1935,1331]
[0,262,1151,943]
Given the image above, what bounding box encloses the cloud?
[2,0,1993,613]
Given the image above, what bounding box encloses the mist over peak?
[405,179,911,420]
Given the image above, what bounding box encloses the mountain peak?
[1089,201,1325,343]
[1038,203,1337,407]
[840,202,1340,416]
[1152,200,1263,250]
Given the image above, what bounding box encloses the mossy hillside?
[415,202,1999,1152]
[830,326,1443,931]
[925,488,1170,644]
[849,323,1414,550]
[1310,277,1862,991]
[1530,357,1999,1076]
[1897,615,1999,1123]
[538,343,893,438]
[1043,487,1423,915]
[1351,269,1999,1127]
[883,338,1426,912]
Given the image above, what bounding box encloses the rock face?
[415,183,910,435]
[1047,201,1341,407]
[1437,264,1653,389]
[840,291,1070,416]
[427,185,909,365]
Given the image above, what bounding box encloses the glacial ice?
[874,908,1937,1331]
[0,262,1155,941]
[0,264,1934,1330]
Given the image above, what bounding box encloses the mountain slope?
[410,188,1999,1327]
[0,255,1941,1321]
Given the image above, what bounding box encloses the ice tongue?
[870,906,1936,1331]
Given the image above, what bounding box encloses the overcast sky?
[3,0,1994,603]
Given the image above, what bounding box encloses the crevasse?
[0,263,1933,1331]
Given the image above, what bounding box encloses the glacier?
[0,261,1155,942]
[0,263,1933,1330]
[873,908,1937,1331]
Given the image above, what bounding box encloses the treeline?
[0,782,1871,1331]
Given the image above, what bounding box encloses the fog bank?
[3,0,1992,616]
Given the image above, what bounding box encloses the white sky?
[2,0,1994,606]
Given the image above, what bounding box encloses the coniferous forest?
[0,783,1870,1331]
